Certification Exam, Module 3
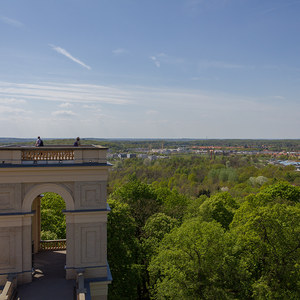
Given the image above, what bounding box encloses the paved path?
[17,251,75,300]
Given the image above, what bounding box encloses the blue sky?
[0,0,299,139]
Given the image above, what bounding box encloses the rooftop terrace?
[0,145,108,166]
[16,250,75,300]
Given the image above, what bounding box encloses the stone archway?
[23,183,75,212]
[0,145,111,299]
[29,188,69,258]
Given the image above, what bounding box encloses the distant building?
[148,155,157,161]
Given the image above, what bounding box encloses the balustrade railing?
[39,239,66,251]
[22,150,74,161]
[0,145,107,165]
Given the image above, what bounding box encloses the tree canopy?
[107,154,300,299]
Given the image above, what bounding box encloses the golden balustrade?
[0,145,108,165]
[39,239,67,251]
[22,150,74,161]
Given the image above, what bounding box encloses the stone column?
[20,214,33,284]
[64,211,108,281]
[31,196,41,254]
[0,214,32,286]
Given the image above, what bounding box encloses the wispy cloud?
[83,104,99,109]
[198,60,251,70]
[146,110,159,115]
[52,110,77,117]
[0,16,23,28]
[112,48,127,55]
[0,82,131,105]
[150,53,185,68]
[270,95,286,101]
[0,98,27,104]
[82,104,102,113]
[49,44,91,70]
[0,81,299,139]
[59,102,72,108]
[159,53,185,65]
[191,76,219,81]
[0,105,28,114]
[150,56,161,68]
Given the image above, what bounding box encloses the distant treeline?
[1,138,299,152]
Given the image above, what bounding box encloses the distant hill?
[0,138,35,144]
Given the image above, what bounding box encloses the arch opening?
[23,183,75,212]
[31,192,68,280]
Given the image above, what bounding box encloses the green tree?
[112,177,160,230]
[148,219,234,299]
[41,230,58,240]
[183,195,208,220]
[230,184,300,299]
[249,176,269,187]
[258,181,300,203]
[141,213,179,299]
[197,192,239,229]
[154,186,189,220]
[107,198,141,299]
[142,213,178,261]
[40,192,66,239]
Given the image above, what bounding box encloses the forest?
[106,154,300,300]
[36,141,300,299]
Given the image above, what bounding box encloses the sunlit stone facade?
[0,145,111,299]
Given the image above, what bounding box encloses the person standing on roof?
[73,137,80,146]
[35,136,44,147]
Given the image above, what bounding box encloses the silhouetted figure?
[74,137,80,146]
[35,136,44,147]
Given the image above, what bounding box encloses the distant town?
[107,145,300,171]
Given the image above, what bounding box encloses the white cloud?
[0,82,132,105]
[146,110,159,115]
[158,53,185,65]
[150,53,184,68]
[59,102,72,108]
[82,104,102,111]
[198,60,250,69]
[191,76,219,81]
[0,98,27,104]
[83,104,96,109]
[112,48,127,55]
[49,44,91,70]
[272,95,286,101]
[0,16,23,28]
[150,56,160,68]
[0,81,299,139]
[52,110,77,117]
[0,105,28,114]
